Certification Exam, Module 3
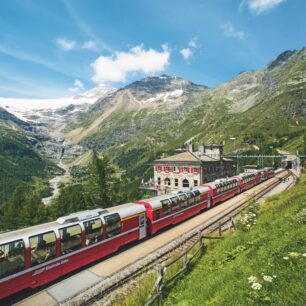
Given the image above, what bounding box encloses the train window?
[104,213,121,238]
[0,240,25,279]
[59,224,82,255]
[186,192,195,205]
[29,231,56,266]
[84,218,103,246]
[155,209,161,220]
[161,199,171,216]
[179,194,188,208]
[171,196,180,212]
[193,190,201,203]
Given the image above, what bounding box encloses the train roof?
[203,176,239,189]
[238,172,256,178]
[138,186,209,209]
[0,221,61,245]
[0,204,146,245]
[107,202,146,218]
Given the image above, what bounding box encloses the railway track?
[14,170,292,306]
[68,170,292,306]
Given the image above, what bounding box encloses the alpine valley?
[0,47,305,206]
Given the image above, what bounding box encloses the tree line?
[0,151,137,231]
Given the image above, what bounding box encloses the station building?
[153,144,235,194]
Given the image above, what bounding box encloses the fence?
[145,221,233,306]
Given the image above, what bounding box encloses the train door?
[139,214,146,239]
[207,192,211,208]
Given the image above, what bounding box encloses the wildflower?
[248,276,257,283]
[263,275,273,282]
[289,252,300,257]
[251,282,262,290]
[273,275,277,278]
[283,256,289,260]
[302,253,306,257]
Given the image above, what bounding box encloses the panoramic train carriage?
[0,204,147,299]
[234,172,259,191]
[264,167,275,180]
[202,177,240,206]
[256,167,275,182]
[136,186,210,235]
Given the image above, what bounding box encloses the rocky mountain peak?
[267,50,297,70]
[121,75,207,103]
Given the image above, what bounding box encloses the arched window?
[164,178,171,186]
[182,179,189,188]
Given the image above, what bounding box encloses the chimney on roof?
[199,144,205,154]
[188,142,194,152]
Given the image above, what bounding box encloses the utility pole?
[270,146,274,167]
[230,137,237,174]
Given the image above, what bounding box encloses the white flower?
[248,276,257,283]
[302,253,306,257]
[283,256,289,260]
[251,282,262,290]
[289,252,300,257]
[273,275,277,278]
[263,275,273,282]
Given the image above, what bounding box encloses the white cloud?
[91,45,170,83]
[180,37,198,61]
[221,23,244,39]
[188,37,198,48]
[241,0,286,14]
[68,79,85,92]
[56,37,76,51]
[180,48,192,60]
[82,40,98,51]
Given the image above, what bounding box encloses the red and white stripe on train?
[0,168,274,299]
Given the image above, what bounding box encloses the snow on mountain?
[140,89,184,104]
[0,84,115,120]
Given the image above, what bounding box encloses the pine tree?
[20,194,47,226]
[0,185,27,230]
[84,150,116,208]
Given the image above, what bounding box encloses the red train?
[0,168,275,299]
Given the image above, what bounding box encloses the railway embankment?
[159,172,306,306]
[117,172,306,306]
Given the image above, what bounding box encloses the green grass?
[0,127,62,205]
[160,174,306,306]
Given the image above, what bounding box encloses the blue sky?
[0,0,305,98]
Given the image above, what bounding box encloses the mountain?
[0,107,62,205]
[65,75,207,144]
[1,47,305,204]
[63,48,305,187]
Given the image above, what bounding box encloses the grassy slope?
[161,174,306,306]
[84,49,306,188]
[0,125,61,204]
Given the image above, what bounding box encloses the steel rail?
[69,170,291,306]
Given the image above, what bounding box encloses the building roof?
[199,154,219,162]
[155,151,201,163]
[154,150,232,163]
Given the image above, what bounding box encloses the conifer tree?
[84,150,115,208]
[0,185,27,230]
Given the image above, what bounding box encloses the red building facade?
[153,145,235,194]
